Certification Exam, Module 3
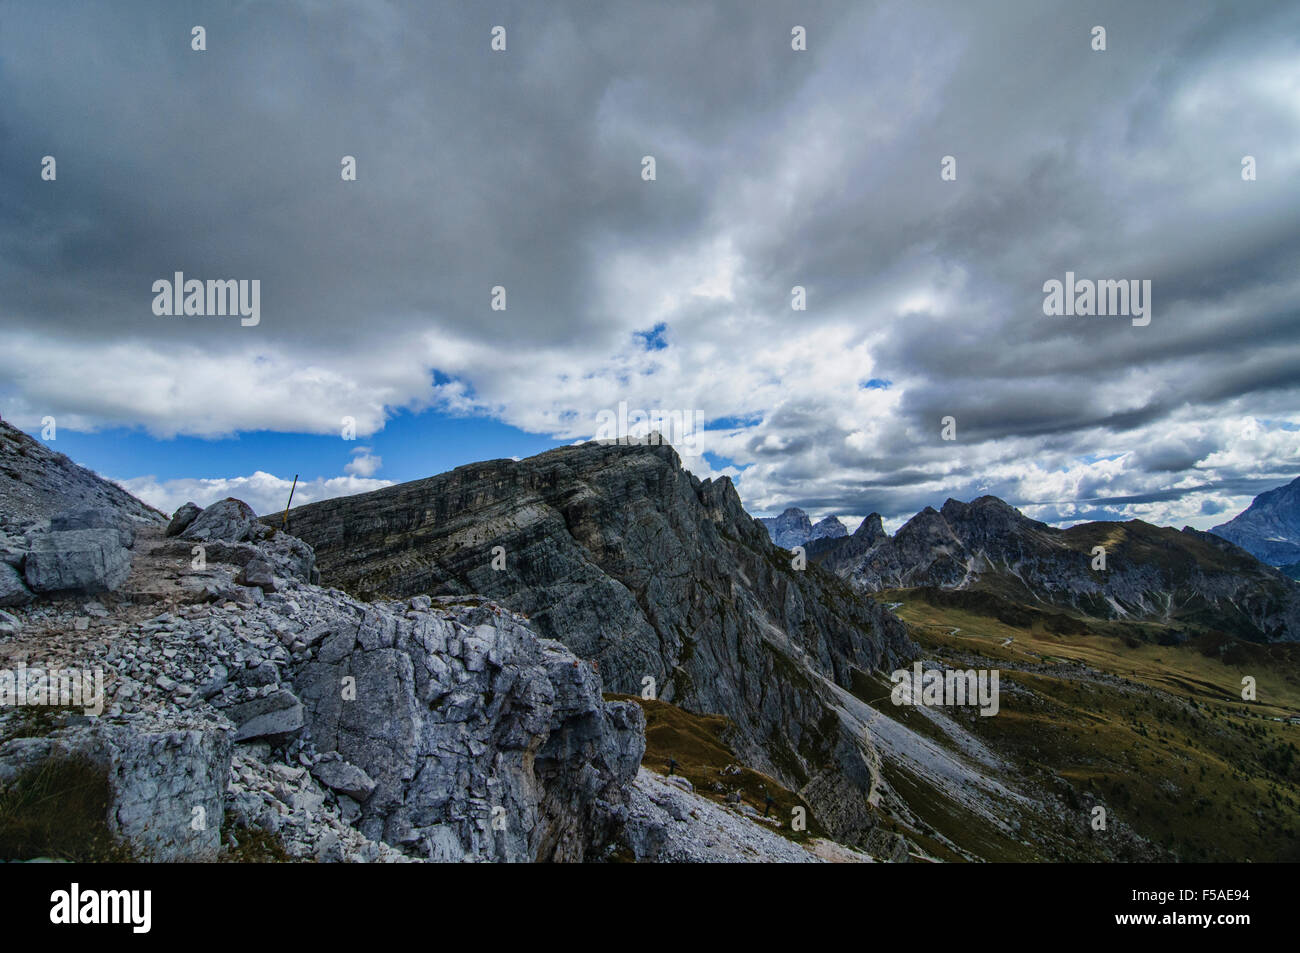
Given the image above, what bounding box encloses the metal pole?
[282,474,298,528]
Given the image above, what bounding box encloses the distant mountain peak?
[853,513,887,541]
[759,507,813,548]
[1210,476,1300,566]
[759,509,849,548]
[809,514,848,541]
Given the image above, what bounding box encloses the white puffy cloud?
[344,447,383,478]
[114,471,393,519]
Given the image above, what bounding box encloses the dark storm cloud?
[1,0,826,352]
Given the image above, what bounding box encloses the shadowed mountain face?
[278,440,915,847]
[812,496,1300,643]
[1211,476,1300,566]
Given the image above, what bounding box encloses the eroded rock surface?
[0,514,646,863]
[277,440,915,849]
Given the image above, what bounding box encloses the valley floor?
[854,589,1300,862]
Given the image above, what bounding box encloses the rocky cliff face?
[285,594,645,861]
[1211,476,1300,566]
[278,441,915,847]
[813,495,1300,642]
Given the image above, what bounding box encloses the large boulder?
[237,558,279,593]
[181,498,260,544]
[226,688,306,744]
[165,502,203,537]
[310,757,378,802]
[23,528,131,595]
[0,562,33,607]
[157,531,316,586]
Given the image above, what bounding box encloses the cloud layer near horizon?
[3,0,1298,530]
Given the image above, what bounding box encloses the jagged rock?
[0,609,20,634]
[166,502,203,537]
[227,688,305,744]
[237,558,278,593]
[0,711,232,862]
[223,749,408,863]
[292,600,645,861]
[0,562,34,607]
[23,528,131,595]
[182,498,260,544]
[311,758,377,801]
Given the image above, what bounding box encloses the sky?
[2,0,1298,532]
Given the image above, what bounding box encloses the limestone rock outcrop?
[0,711,232,862]
[0,507,646,863]
[277,441,915,847]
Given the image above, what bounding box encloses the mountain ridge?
[812,494,1300,642]
[277,439,917,850]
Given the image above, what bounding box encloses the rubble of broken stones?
[0,497,646,863]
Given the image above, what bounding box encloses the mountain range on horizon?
[765,476,1300,585]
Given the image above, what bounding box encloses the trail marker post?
[282,474,298,529]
